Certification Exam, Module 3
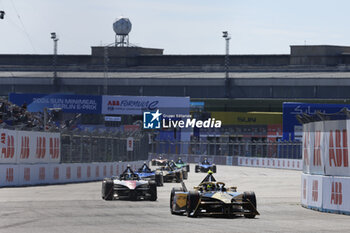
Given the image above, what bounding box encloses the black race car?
[135,162,164,186]
[102,165,157,201]
[156,161,188,182]
[170,171,259,218]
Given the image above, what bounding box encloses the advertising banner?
[9,93,101,114]
[307,175,323,208]
[0,164,19,186]
[0,129,17,164]
[322,176,350,213]
[301,173,309,206]
[283,102,350,141]
[16,131,61,164]
[308,121,325,175]
[102,95,190,115]
[324,120,349,176]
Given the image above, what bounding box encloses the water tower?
[113,17,132,47]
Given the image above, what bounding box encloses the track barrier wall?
[302,119,350,215]
[148,153,302,170]
[0,161,144,187]
[237,156,302,170]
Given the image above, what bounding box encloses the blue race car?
[195,158,216,173]
[135,162,164,186]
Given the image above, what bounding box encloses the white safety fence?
[0,161,144,187]
[237,156,302,170]
[301,173,350,215]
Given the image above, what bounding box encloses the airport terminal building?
[1,44,350,143]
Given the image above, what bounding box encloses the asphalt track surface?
[0,165,349,233]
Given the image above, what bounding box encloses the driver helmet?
[207,183,213,191]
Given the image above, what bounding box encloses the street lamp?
[51,32,59,92]
[222,31,231,98]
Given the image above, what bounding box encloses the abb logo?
[245,158,248,165]
[53,167,59,180]
[39,167,45,180]
[331,182,342,205]
[77,166,82,179]
[24,167,30,181]
[312,180,318,202]
[36,137,46,159]
[303,179,307,200]
[262,159,265,166]
[6,168,14,182]
[267,160,270,166]
[107,100,120,106]
[95,166,100,177]
[20,136,30,159]
[240,158,243,164]
[1,133,15,159]
[303,131,310,166]
[87,166,91,178]
[103,165,107,177]
[66,167,71,179]
[313,131,322,166]
[110,165,113,176]
[329,130,348,167]
[256,160,259,165]
[116,165,119,175]
[50,137,60,159]
[250,159,254,165]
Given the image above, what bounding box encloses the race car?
[170,171,259,218]
[102,165,157,201]
[135,162,164,186]
[195,157,216,173]
[157,161,188,182]
[151,155,168,166]
[174,157,190,172]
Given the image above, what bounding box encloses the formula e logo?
[143,110,162,129]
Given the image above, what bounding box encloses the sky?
[0,0,349,55]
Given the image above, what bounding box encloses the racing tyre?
[243,191,257,218]
[102,178,114,200]
[155,174,164,186]
[212,165,217,173]
[149,181,157,201]
[170,187,184,215]
[186,165,190,172]
[186,191,200,217]
[195,165,199,173]
[182,171,188,180]
[151,160,156,166]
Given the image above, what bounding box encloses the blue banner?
[282,102,350,141]
[9,93,102,114]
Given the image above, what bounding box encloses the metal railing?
[150,140,302,159]
[60,130,149,163]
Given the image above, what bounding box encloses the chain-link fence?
[60,130,149,163]
[150,140,302,159]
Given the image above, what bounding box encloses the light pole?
[51,32,59,92]
[222,31,231,98]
